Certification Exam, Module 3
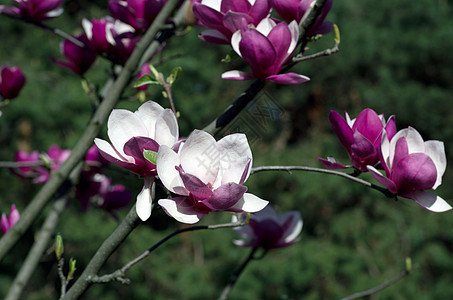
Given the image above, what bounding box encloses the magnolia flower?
[0,0,63,21]
[157,130,268,224]
[222,18,310,85]
[12,150,40,179]
[192,0,271,44]
[82,17,139,65]
[109,0,166,33]
[53,34,97,75]
[233,205,302,249]
[319,109,396,171]
[0,65,26,100]
[1,204,20,234]
[367,127,452,212]
[94,101,179,221]
[272,0,333,36]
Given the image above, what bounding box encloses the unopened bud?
[55,234,64,260]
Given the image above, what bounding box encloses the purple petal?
[384,115,397,142]
[392,153,437,193]
[203,183,247,210]
[367,165,398,194]
[352,108,383,144]
[220,0,251,13]
[123,136,159,176]
[239,28,276,79]
[248,0,272,23]
[222,11,253,33]
[329,110,354,151]
[351,131,377,159]
[266,22,292,71]
[318,157,348,169]
[1,213,9,234]
[192,3,225,31]
[178,168,213,200]
[199,29,230,44]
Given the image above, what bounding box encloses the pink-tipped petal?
[405,190,452,212]
[178,169,213,200]
[266,73,310,85]
[1,213,8,234]
[318,157,348,169]
[9,205,19,226]
[367,165,398,194]
[199,29,230,44]
[392,153,437,192]
[158,197,205,224]
[221,70,256,81]
[329,110,354,151]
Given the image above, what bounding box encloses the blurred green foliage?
[1,0,453,299]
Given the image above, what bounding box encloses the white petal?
[156,145,187,195]
[231,30,243,57]
[107,109,148,158]
[216,133,252,184]
[231,193,268,213]
[82,18,93,40]
[256,18,276,36]
[380,130,391,169]
[180,130,219,185]
[94,138,130,162]
[158,199,204,224]
[286,21,299,58]
[201,0,221,12]
[424,140,446,189]
[136,177,154,221]
[406,190,452,212]
[154,109,179,147]
[134,101,164,139]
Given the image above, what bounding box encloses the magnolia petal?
[1,214,8,234]
[217,134,252,177]
[266,73,310,85]
[94,138,140,172]
[255,17,276,36]
[231,30,243,57]
[329,110,354,151]
[107,109,148,158]
[352,108,383,144]
[280,211,303,243]
[221,70,255,81]
[351,131,376,159]
[424,140,446,189]
[230,193,268,213]
[384,115,397,141]
[405,190,452,212]
[318,157,348,169]
[155,109,179,147]
[286,21,299,59]
[156,145,187,195]
[8,205,20,225]
[249,0,272,24]
[223,11,253,33]
[192,3,224,29]
[199,29,230,44]
[367,166,398,194]
[392,153,437,192]
[251,205,278,222]
[134,101,164,139]
[204,183,248,210]
[266,21,292,68]
[158,197,205,224]
[180,130,219,185]
[239,28,277,77]
[136,176,154,221]
[178,169,213,200]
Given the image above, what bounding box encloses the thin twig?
[292,43,339,62]
[251,165,394,198]
[57,258,67,299]
[218,247,259,300]
[340,269,412,300]
[89,220,246,284]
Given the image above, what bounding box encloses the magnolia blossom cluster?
[95,100,269,223]
[321,108,451,212]
[53,0,178,73]
[0,65,26,100]
[192,0,333,84]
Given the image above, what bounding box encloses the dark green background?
[0,0,452,299]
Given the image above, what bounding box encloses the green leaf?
[134,74,161,88]
[143,149,158,165]
[333,24,340,45]
[68,258,77,281]
[221,50,240,63]
[149,64,160,79]
[167,67,182,85]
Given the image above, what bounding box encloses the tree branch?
[89,219,246,284]
[0,0,182,263]
[298,0,329,41]
[251,165,394,198]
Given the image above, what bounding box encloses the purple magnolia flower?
[12,150,40,179]
[0,0,63,21]
[53,34,97,75]
[0,65,26,100]
[94,101,179,221]
[157,130,268,224]
[272,0,333,36]
[222,18,310,84]
[109,0,166,33]
[192,0,271,44]
[319,109,396,171]
[1,204,20,234]
[233,205,302,249]
[367,127,451,212]
[82,17,140,65]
